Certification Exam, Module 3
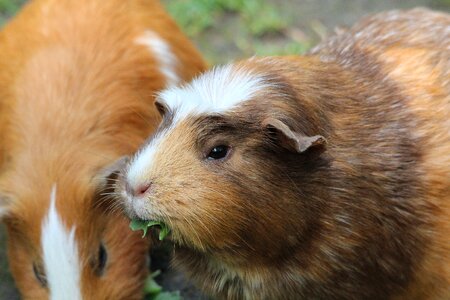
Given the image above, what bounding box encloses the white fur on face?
[41,185,82,300]
[135,30,179,87]
[126,65,268,191]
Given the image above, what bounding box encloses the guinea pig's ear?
[94,156,130,196]
[263,117,327,154]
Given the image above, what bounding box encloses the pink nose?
[132,182,152,197]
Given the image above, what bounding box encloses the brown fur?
[0,0,206,299]
[120,8,449,300]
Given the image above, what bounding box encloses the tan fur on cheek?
[134,121,248,252]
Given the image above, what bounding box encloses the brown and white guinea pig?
[117,8,450,300]
[0,0,206,299]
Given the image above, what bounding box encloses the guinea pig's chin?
[123,195,156,221]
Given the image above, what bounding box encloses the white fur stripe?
[135,30,179,87]
[158,64,267,123]
[127,127,170,188]
[42,185,82,300]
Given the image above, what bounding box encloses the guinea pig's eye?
[206,145,230,160]
[92,243,108,276]
[33,263,47,287]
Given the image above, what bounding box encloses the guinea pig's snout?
[125,181,152,198]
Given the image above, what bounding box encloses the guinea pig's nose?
[126,182,152,197]
[135,182,152,197]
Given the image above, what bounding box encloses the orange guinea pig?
[118,9,450,300]
[0,0,205,299]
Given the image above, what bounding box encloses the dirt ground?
[189,0,450,63]
[0,0,449,299]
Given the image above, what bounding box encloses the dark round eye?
[207,145,230,160]
[92,243,108,276]
[33,263,47,287]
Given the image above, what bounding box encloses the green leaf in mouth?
[129,219,170,240]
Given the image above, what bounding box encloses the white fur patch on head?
[41,185,82,300]
[135,30,179,87]
[126,65,268,190]
[158,64,268,123]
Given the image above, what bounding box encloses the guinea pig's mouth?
[129,218,171,241]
